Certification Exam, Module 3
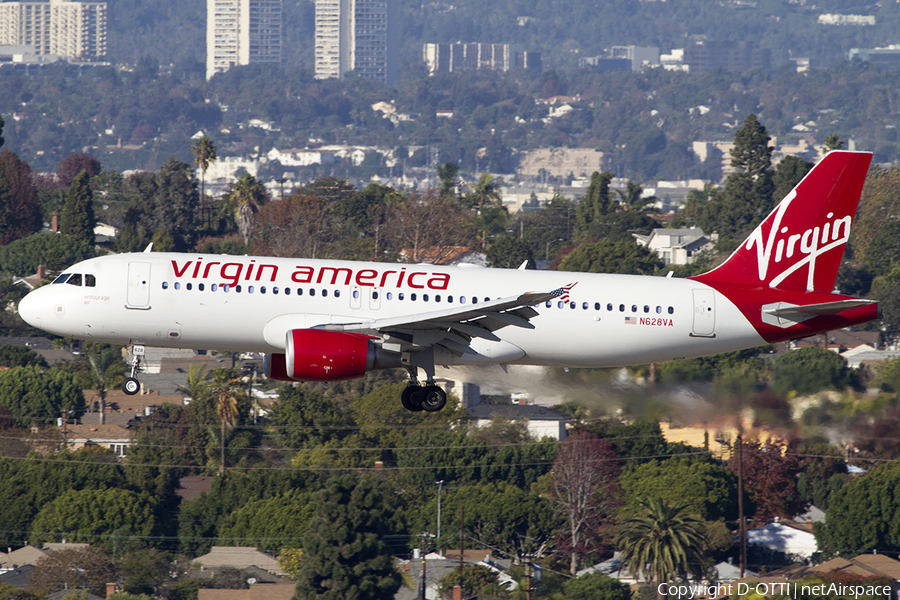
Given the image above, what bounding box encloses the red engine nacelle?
[264,329,399,382]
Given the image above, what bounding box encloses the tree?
[295,474,402,600]
[574,171,615,242]
[78,343,125,425]
[549,431,622,574]
[56,153,102,189]
[822,134,845,153]
[191,135,216,202]
[616,498,709,586]
[816,459,900,555]
[228,173,268,245]
[253,193,334,258]
[0,150,42,245]
[562,571,631,600]
[0,344,47,368]
[465,172,501,212]
[0,232,93,274]
[382,190,474,263]
[436,162,460,197]
[209,368,244,474]
[60,170,97,245]
[0,582,42,600]
[728,439,806,520]
[0,365,85,426]
[28,547,119,597]
[772,155,813,203]
[617,181,655,212]
[436,564,508,600]
[30,488,156,547]
[559,239,662,275]
[123,158,200,252]
[219,489,316,553]
[486,236,533,268]
[619,457,738,522]
[771,347,849,396]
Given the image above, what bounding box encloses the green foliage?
[31,487,156,546]
[436,162,460,196]
[0,365,85,426]
[0,344,47,368]
[0,232,94,274]
[616,498,709,584]
[486,235,533,268]
[562,571,631,600]
[436,564,507,600]
[773,155,813,203]
[574,171,614,242]
[60,170,96,245]
[123,157,200,252]
[816,459,900,556]
[0,581,42,600]
[559,239,662,275]
[772,347,850,396]
[619,456,738,521]
[219,489,316,553]
[29,546,119,597]
[278,548,304,580]
[296,474,402,600]
[0,150,42,245]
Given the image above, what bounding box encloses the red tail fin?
[691,151,872,292]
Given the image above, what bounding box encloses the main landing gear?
[401,365,447,412]
[122,344,144,395]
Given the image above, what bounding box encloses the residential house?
[467,404,569,440]
[198,585,296,600]
[746,522,818,560]
[61,423,132,457]
[633,228,710,266]
[192,547,285,577]
[0,545,47,570]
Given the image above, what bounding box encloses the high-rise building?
[0,0,107,61]
[314,0,397,83]
[206,0,282,80]
[422,42,540,75]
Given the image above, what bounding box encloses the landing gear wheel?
[401,386,424,412]
[122,377,140,395]
[420,385,447,412]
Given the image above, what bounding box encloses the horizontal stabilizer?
[762,299,878,328]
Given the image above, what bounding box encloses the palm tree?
[466,173,502,213]
[191,136,217,203]
[177,363,211,402]
[822,133,844,154]
[208,368,243,474]
[85,344,124,426]
[229,173,267,245]
[616,498,709,588]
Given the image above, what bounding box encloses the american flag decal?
[550,282,578,302]
[624,316,638,325]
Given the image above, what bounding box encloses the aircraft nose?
[17,291,43,329]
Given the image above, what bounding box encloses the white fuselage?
[19,252,767,369]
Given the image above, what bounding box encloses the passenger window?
[67,274,82,286]
[248,285,254,293]
[223,285,229,292]
[570,302,576,309]
[211,284,218,292]
[656,306,661,314]
[619,304,625,312]
[607,303,613,311]
[198,283,205,291]
[436,295,441,302]
[558,301,564,309]
[631,305,638,312]
[285,288,290,295]
[386,292,392,300]
[322,290,328,297]
[235,285,241,292]
[643,305,650,313]
[484,297,490,303]
[162,282,168,289]
[175,282,181,290]
[85,274,96,287]
[583,302,588,310]
[668,306,674,314]
[371,291,377,299]
[546,301,552,308]
[260,286,266,294]
[460,296,466,304]
[273,287,279,295]
[334,290,340,298]
[187,283,193,291]
[52,273,70,284]
[297,288,302,295]
[423,294,429,301]
[594,302,600,310]
[310,289,315,296]
[399,293,405,300]
[353,290,359,299]
[448,295,453,303]
[411,293,417,301]
[472,297,478,304]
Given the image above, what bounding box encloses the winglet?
[143,243,154,253]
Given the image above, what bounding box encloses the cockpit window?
[85,274,96,287]
[66,274,83,286]
[52,273,71,284]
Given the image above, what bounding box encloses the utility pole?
[419,530,427,600]
[737,431,746,577]
[436,480,444,554]
[459,507,464,576]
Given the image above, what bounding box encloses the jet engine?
[263,328,399,382]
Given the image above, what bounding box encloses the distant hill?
[105,0,900,72]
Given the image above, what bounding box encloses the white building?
[0,0,107,60]
[818,14,875,26]
[633,228,710,266]
[266,147,337,167]
[206,0,282,80]
[314,0,397,82]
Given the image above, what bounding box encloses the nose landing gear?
[122,344,144,395]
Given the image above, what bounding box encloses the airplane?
[17,151,879,412]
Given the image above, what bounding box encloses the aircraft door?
[126,262,151,309]
[691,288,716,337]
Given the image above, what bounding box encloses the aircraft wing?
[323,289,564,356]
